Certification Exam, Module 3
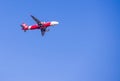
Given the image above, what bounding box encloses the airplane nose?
[50,21,59,26]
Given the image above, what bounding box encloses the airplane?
[21,15,59,36]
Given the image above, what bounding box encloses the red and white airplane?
[21,15,59,36]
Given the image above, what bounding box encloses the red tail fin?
[21,23,28,31]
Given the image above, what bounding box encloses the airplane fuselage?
[22,22,51,30]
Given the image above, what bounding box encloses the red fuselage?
[22,22,51,30]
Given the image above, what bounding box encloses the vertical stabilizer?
[21,23,28,32]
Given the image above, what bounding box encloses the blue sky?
[0,0,120,81]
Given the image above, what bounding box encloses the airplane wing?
[30,15,43,27]
[41,28,46,36]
